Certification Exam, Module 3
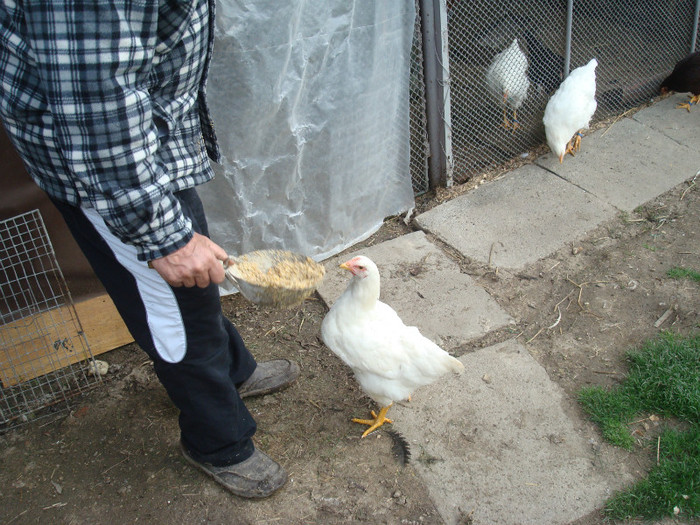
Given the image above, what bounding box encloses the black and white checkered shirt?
[0,0,221,261]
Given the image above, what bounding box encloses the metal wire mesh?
[571,0,697,117]
[1,210,99,430]
[410,0,430,195]
[442,0,699,185]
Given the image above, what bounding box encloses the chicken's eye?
[358,266,365,270]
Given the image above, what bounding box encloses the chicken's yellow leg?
[352,404,393,438]
[510,109,520,132]
[502,92,511,129]
[560,140,575,163]
[560,131,584,162]
[677,94,700,112]
[572,131,583,152]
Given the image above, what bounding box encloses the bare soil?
[1,176,698,525]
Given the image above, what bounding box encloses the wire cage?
[0,209,100,431]
[442,0,699,184]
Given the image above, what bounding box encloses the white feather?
[543,58,598,159]
[321,256,464,408]
[486,38,530,112]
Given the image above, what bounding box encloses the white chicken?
[321,256,465,438]
[486,38,530,131]
[543,58,598,163]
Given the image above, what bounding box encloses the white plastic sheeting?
[199,0,416,263]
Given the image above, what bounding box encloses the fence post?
[691,0,700,52]
[563,0,574,77]
[419,0,451,188]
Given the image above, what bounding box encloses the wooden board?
[74,295,134,355]
[0,294,133,387]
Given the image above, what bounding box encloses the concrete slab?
[391,339,632,525]
[536,115,699,212]
[413,165,618,271]
[631,94,700,149]
[317,231,513,349]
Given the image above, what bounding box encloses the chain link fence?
[409,0,430,195]
[411,0,699,188]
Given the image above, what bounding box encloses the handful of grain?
[225,250,325,308]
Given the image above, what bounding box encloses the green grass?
[605,425,700,520]
[578,387,637,448]
[578,332,700,521]
[667,266,700,284]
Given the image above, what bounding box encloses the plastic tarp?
[199,0,416,264]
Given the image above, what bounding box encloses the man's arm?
[25,1,193,262]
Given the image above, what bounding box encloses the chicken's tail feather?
[385,429,411,466]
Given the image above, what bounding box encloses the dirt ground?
[1,172,698,524]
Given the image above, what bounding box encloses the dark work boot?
[237,359,300,398]
[181,442,287,498]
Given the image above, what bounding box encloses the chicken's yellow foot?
[501,91,511,129]
[502,106,511,129]
[510,109,520,132]
[561,140,576,163]
[352,404,393,438]
[572,131,583,153]
[677,95,699,112]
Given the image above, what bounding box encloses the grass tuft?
[578,387,636,449]
[625,333,700,422]
[667,266,700,283]
[605,425,700,520]
[578,332,700,520]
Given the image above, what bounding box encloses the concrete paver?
[536,115,699,212]
[631,93,700,149]
[413,164,618,271]
[391,339,632,525]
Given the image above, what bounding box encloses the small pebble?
[88,360,109,377]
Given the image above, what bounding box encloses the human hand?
[150,232,228,287]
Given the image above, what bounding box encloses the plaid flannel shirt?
[0,0,221,261]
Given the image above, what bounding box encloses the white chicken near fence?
[486,38,530,131]
[321,256,465,438]
[543,58,598,163]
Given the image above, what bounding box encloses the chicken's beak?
[558,153,564,164]
[339,261,351,272]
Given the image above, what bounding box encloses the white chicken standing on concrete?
[543,58,598,163]
[486,38,530,131]
[321,256,465,438]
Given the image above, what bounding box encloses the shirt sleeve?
[24,1,194,261]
